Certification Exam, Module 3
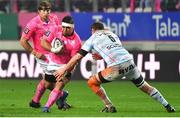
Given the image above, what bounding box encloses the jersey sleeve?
[81,35,94,52]
[70,33,82,57]
[21,20,36,40]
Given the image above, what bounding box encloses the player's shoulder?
[49,14,59,20]
[29,15,42,24]
[73,31,80,38]
[50,13,58,18]
[49,25,62,34]
[57,25,62,31]
[73,31,82,41]
[25,15,39,28]
[49,14,60,25]
[88,32,96,40]
[29,15,40,23]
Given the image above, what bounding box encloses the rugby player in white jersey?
[54,22,175,113]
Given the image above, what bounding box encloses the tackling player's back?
[82,30,132,67]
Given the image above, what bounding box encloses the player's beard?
[63,30,74,37]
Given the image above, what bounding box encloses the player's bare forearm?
[66,53,83,72]
[20,37,46,60]
[55,53,83,81]
[19,37,33,53]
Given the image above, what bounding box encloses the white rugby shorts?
[99,60,141,81]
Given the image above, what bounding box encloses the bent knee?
[87,76,101,93]
[44,80,54,90]
[87,75,100,87]
[140,82,154,94]
[131,75,145,88]
[87,76,97,88]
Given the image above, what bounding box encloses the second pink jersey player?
[44,25,82,65]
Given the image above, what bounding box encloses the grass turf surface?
[0,79,180,117]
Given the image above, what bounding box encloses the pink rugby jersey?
[22,14,59,54]
[44,25,82,64]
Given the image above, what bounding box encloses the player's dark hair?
[62,16,74,24]
[91,22,104,30]
[38,0,51,10]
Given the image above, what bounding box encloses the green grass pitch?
[0,79,180,117]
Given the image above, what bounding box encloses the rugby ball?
[51,38,63,49]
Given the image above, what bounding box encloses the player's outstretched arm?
[55,53,84,81]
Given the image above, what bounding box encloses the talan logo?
[92,14,131,37]
[152,14,180,39]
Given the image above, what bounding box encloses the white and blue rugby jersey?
[81,30,133,67]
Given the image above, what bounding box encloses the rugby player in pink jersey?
[19,0,70,110]
[40,16,82,112]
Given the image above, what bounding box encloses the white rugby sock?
[96,87,112,107]
[150,88,168,107]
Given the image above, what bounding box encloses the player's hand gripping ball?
[51,38,64,54]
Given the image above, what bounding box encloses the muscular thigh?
[98,60,141,82]
[125,66,141,80]
[115,60,140,80]
[98,66,123,82]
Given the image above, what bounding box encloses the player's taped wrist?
[51,46,63,53]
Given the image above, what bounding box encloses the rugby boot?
[56,91,71,110]
[29,100,41,108]
[42,107,50,112]
[101,105,117,113]
[165,104,175,113]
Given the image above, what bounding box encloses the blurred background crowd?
[0,0,180,14]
